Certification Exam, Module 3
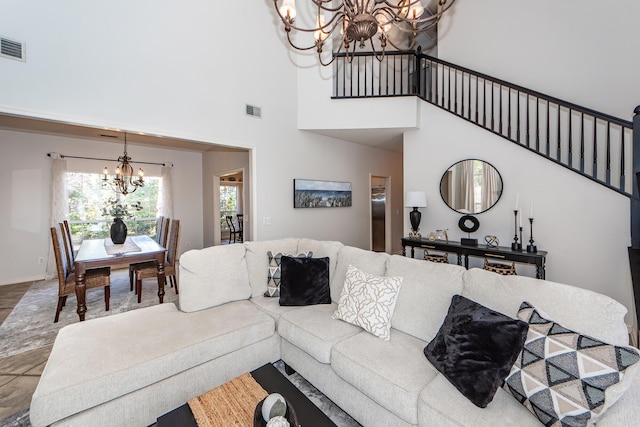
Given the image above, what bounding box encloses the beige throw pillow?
[333,264,402,340]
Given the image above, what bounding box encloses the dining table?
[73,235,166,321]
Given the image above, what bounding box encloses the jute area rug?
[0,268,179,359]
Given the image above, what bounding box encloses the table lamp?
[405,191,427,239]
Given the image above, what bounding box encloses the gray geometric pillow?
[264,251,312,297]
[503,301,640,427]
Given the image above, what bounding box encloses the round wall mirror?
[440,159,503,214]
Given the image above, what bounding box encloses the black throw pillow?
[423,295,528,408]
[279,256,331,306]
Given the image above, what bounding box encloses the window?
[66,172,161,242]
[220,185,238,231]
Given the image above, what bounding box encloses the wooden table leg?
[156,253,166,303]
[74,262,87,321]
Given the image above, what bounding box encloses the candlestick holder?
[511,210,522,251]
[527,217,537,253]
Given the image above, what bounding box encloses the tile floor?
[0,281,51,421]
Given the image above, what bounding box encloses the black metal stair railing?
[333,50,633,197]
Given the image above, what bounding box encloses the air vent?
[246,104,262,118]
[0,36,25,61]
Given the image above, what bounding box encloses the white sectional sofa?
[30,238,640,427]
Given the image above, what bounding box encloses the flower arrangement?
[102,198,143,220]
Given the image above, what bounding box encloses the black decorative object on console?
[405,191,427,239]
[527,218,537,253]
[458,215,479,246]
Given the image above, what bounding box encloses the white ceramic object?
[266,416,290,427]
[261,393,287,422]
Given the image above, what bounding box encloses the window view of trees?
[67,172,161,242]
[220,185,238,231]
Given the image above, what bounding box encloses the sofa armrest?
[179,244,251,312]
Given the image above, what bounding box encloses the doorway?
[370,175,390,252]
[216,169,244,245]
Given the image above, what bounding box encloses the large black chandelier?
[273,0,457,66]
[102,133,144,195]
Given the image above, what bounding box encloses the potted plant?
[102,198,143,244]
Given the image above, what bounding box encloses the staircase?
[332,49,634,198]
[333,50,640,336]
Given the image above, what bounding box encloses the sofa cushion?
[244,239,300,298]
[178,244,251,312]
[424,295,528,408]
[279,256,331,306]
[30,302,275,427]
[331,246,389,303]
[297,237,343,269]
[388,255,466,341]
[503,302,640,427]
[461,268,629,345]
[418,374,543,427]
[333,265,402,340]
[278,304,361,364]
[250,296,301,325]
[264,251,313,297]
[331,329,437,424]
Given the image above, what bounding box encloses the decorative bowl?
[253,396,299,427]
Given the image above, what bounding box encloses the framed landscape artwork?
[294,179,352,208]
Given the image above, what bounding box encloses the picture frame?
[293,179,352,208]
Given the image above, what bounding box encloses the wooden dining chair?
[50,226,111,322]
[236,214,243,242]
[130,217,169,291]
[134,219,180,303]
[226,215,240,244]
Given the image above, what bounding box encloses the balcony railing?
[333,50,634,197]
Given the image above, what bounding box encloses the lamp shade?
[405,191,427,208]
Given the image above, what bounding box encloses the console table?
[401,237,547,279]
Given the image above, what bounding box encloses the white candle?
[515,193,519,211]
[519,211,522,227]
[530,201,533,219]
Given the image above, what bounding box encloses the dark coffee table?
[156,363,336,426]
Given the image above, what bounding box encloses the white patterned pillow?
[503,301,640,427]
[333,264,402,340]
[264,251,312,297]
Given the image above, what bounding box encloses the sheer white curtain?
[461,160,475,213]
[158,166,174,219]
[47,156,69,278]
[482,162,499,211]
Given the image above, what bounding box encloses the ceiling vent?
[246,104,262,118]
[0,36,25,61]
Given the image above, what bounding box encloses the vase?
[110,218,127,244]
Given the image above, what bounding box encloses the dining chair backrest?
[225,216,236,233]
[236,214,243,232]
[59,222,74,271]
[50,227,71,288]
[159,217,170,247]
[63,220,75,260]
[155,216,164,243]
[166,219,180,267]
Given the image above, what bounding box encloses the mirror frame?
[439,159,503,215]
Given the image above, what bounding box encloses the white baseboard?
[0,274,45,286]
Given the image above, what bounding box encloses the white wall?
[438,0,640,120]
[0,1,404,284]
[405,104,634,324]
[0,129,203,285]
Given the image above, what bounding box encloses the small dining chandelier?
[273,0,457,66]
[102,133,144,195]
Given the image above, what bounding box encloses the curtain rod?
[47,152,173,167]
